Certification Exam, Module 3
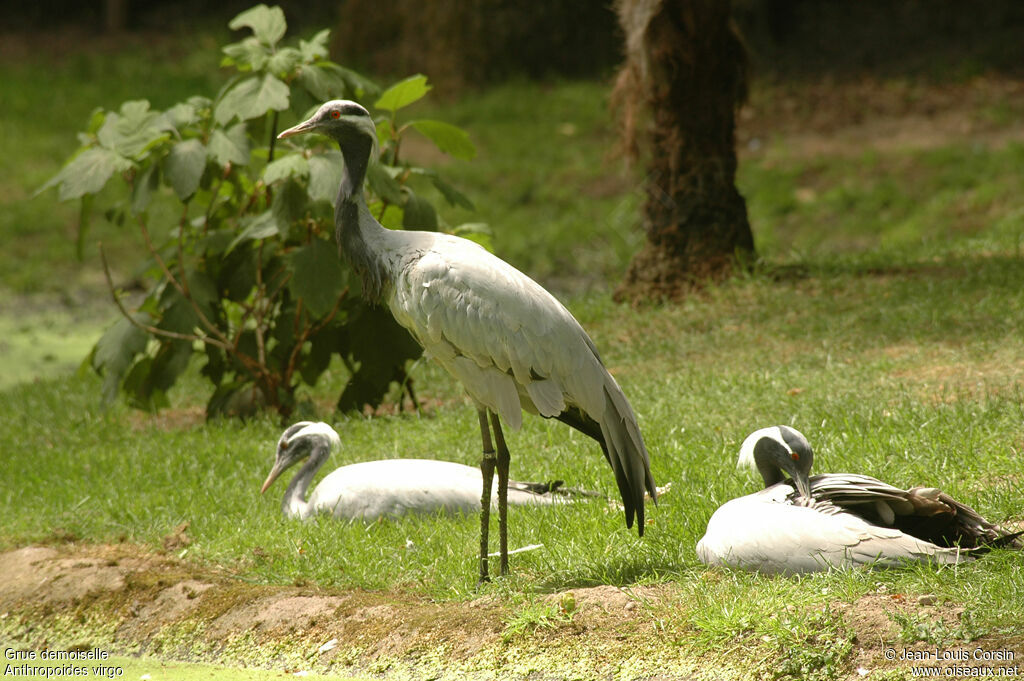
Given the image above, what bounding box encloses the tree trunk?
[614,0,754,302]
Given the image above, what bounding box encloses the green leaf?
[122,357,165,412]
[131,162,160,214]
[266,47,302,77]
[165,139,207,200]
[288,238,347,318]
[208,124,250,166]
[92,313,151,404]
[337,66,380,99]
[263,153,308,184]
[187,95,213,111]
[409,119,476,160]
[151,341,193,391]
[206,380,264,419]
[366,162,404,205]
[228,210,278,252]
[160,103,199,133]
[76,193,94,261]
[299,29,330,62]
[336,306,421,412]
[375,119,394,145]
[215,244,257,302]
[299,322,340,385]
[38,147,133,201]
[307,151,343,203]
[201,345,227,386]
[271,178,308,234]
[86,108,106,135]
[222,36,269,71]
[184,269,221,326]
[374,74,431,113]
[97,100,170,159]
[451,222,494,252]
[377,203,404,230]
[124,339,192,411]
[429,173,475,210]
[403,190,438,230]
[157,287,199,335]
[297,63,349,101]
[228,4,287,46]
[214,74,290,125]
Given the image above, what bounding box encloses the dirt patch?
[0,546,131,609]
[209,594,350,637]
[1,543,1021,680]
[837,590,1005,677]
[871,343,1024,405]
[128,407,207,433]
[0,543,520,676]
[737,76,1024,159]
[543,584,649,618]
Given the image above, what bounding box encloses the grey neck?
[335,135,390,303]
[753,450,785,489]
[756,461,785,489]
[282,441,330,519]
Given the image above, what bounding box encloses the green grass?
[743,143,1024,262]
[0,31,228,293]
[3,263,1023,606]
[3,30,1024,679]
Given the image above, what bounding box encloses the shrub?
[40,4,477,419]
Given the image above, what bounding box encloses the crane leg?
[489,412,510,577]
[477,409,496,583]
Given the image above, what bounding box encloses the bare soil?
[2,542,1020,680]
[737,76,1024,159]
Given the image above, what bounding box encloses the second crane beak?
[277,118,317,139]
[261,461,285,494]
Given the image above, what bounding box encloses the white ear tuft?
[295,422,341,451]
[736,426,786,470]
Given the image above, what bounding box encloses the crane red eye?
[329,110,341,120]
[791,452,800,461]
[281,440,290,450]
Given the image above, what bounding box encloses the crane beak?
[260,462,285,494]
[277,118,317,139]
[793,472,812,502]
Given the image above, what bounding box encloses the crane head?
[737,425,814,500]
[260,421,340,494]
[277,100,376,145]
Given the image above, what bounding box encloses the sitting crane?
[697,426,1021,574]
[261,421,591,522]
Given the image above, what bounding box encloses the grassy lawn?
[1,29,1023,680]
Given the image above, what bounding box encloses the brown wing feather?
[794,474,1021,550]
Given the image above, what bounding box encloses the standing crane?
[278,100,657,581]
[697,426,1022,574]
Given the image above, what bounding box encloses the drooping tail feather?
[554,382,656,535]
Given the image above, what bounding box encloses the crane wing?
[389,234,606,427]
[803,473,1020,548]
[697,485,969,574]
[386,233,656,532]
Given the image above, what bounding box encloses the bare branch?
[136,216,233,348]
[175,204,190,300]
[202,173,225,235]
[283,288,348,388]
[99,243,232,351]
[254,240,267,369]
